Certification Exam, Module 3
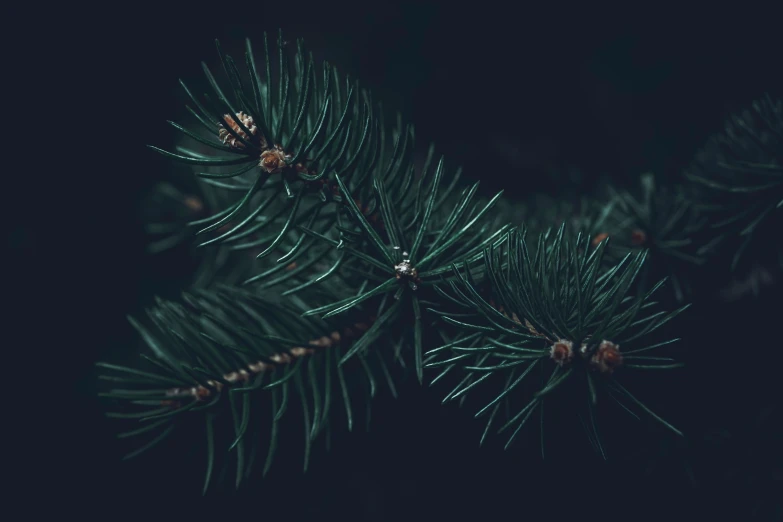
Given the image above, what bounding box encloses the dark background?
[18,4,781,521]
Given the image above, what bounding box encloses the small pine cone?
[218,112,258,149]
[591,340,623,373]
[259,146,288,173]
[550,339,574,366]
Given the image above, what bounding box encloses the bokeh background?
[29,4,782,521]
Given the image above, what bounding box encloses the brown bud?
[260,147,288,173]
[591,340,623,373]
[631,229,647,246]
[550,339,574,366]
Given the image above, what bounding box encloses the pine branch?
[298,158,510,382]
[98,286,401,490]
[686,95,783,271]
[103,30,781,497]
[589,173,710,302]
[425,226,690,452]
[148,32,376,253]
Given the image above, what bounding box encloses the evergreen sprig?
[98,30,783,496]
[99,286,401,491]
[299,152,510,382]
[425,226,690,452]
[595,173,710,302]
[148,31,376,253]
[686,95,783,270]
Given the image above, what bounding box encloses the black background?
[16,4,782,521]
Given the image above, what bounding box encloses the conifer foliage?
[686,95,783,270]
[98,31,782,495]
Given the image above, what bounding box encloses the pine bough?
[98,31,782,492]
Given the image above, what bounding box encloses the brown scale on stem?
[161,319,375,406]
[488,298,523,328]
[524,318,552,342]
